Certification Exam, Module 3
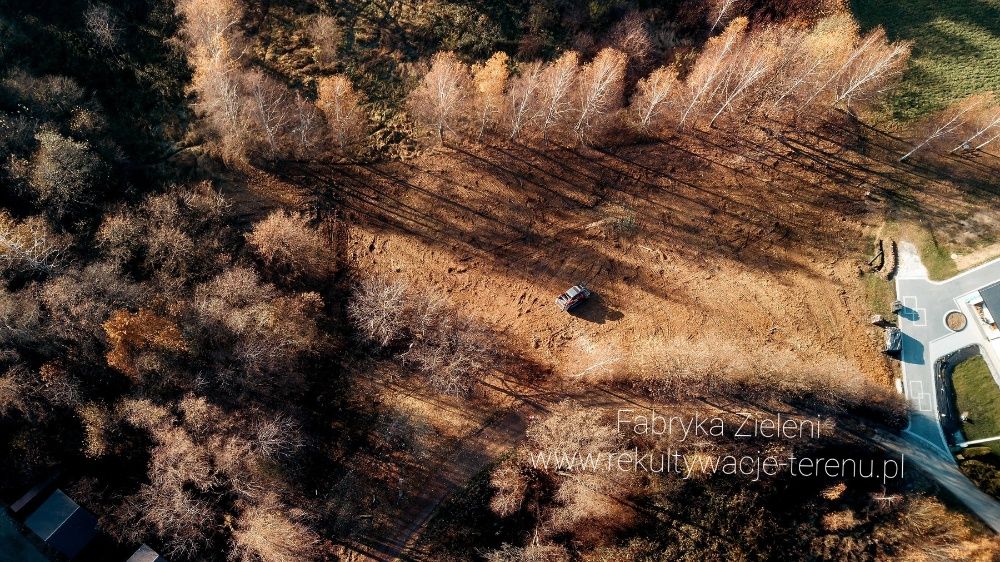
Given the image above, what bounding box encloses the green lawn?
[953,355,1000,455]
[918,227,960,281]
[863,272,896,318]
[852,0,1000,121]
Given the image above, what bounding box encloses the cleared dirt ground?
[283,123,900,387]
[266,117,1000,560]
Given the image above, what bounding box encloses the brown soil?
[947,311,968,331]
[264,118,1000,559]
[279,122,903,386]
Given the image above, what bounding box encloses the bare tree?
[507,61,544,141]
[680,18,746,127]
[0,365,37,418]
[178,0,311,163]
[317,75,366,154]
[800,25,910,111]
[834,28,910,109]
[951,98,1000,153]
[192,267,323,384]
[232,499,320,562]
[307,14,340,67]
[30,129,105,218]
[707,0,737,36]
[470,52,510,139]
[486,544,570,562]
[401,296,496,396]
[347,277,407,347]
[407,51,471,143]
[764,20,852,119]
[175,0,244,58]
[243,70,292,159]
[191,47,248,162]
[246,210,332,281]
[490,459,527,517]
[129,481,214,559]
[0,212,66,276]
[251,415,304,461]
[537,52,579,140]
[630,65,679,133]
[901,95,985,161]
[574,48,628,143]
[607,11,654,74]
[78,403,111,458]
[83,2,120,49]
[288,94,325,159]
[707,31,779,127]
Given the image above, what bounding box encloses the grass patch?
[862,273,896,318]
[852,0,1000,121]
[917,227,959,280]
[953,355,1000,455]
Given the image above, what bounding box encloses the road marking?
[908,380,934,412]
[902,296,927,327]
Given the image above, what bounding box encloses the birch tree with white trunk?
[629,65,679,133]
[951,99,1000,153]
[707,0,736,36]
[407,51,471,144]
[763,18,853,118]
[574,48,628,143]
[834,29,911,108]
[679,18,746,127]
[901,95,984,161]
[243,70,292,160]
[537,51,579,140]
[707,31,779,127]
[506,61,544,141]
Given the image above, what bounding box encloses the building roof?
[982,282,1000,323]
[24,489,97,560]
[128,543,167,562]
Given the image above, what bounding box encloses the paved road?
[895,243,1000,456]
[894,243,1000,531]
[870,430,1000,533]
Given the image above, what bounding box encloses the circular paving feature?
[945,310,968,332]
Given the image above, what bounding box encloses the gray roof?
[982,282,1000,321]
[128,544,167,562]
[24,489,97,560]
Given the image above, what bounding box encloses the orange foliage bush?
[104,309,186,377]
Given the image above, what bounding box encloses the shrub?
[30,129,106,218]
[246,210,332,282]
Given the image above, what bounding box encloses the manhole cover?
[945,311,967,331]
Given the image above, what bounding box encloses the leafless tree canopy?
[404,13,910,147]
[246,210,333,281]
[0,212,66,276]
[317,75,367,154]
[407,51,472,143]
[83,3,120,49]
[349,276,498,395]
[348,276,408,347]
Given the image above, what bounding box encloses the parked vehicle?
[884,326,902,355]
[556,284,592,312]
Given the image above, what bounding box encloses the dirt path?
[347,377,656,561]
[357,407,528,561]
